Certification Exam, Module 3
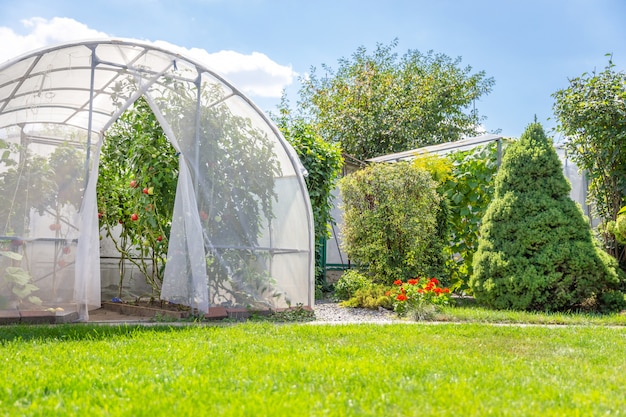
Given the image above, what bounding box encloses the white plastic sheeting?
[0,39,314,320]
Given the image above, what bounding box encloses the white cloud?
[153,41,296,98]
[0,17,108,63]
[0,17,295,98]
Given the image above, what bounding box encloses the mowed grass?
[1,322,625,416]
[439,304,626,326]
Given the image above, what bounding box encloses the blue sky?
[0,0,625,140]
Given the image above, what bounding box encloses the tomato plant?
[97,96,179,296]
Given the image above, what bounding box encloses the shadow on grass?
[0,323,203,344]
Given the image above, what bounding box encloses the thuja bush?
[339,162,442,285]
[470,122,624,312]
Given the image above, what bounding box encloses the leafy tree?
[552,57,626,265]
[470,122,623,312]
[298,39,494,160]
[339,162,443,285]
[274,99,344,288]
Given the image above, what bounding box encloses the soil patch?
[101,300,191,320]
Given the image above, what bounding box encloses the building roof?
[366,134,503,163]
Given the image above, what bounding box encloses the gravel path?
[313,300,398,323]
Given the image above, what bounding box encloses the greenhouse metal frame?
[0,39,314,321]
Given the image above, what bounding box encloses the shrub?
[412,146,500,289]
[607,206,626,245]
[339,284,392,310]
[333,270,371,301]
[470,122,623,312]
[442,143,500,290]
[339,162,442,285]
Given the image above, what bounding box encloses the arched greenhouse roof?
[0,39,314,321]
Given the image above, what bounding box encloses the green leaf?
[12,282,38,299]
[0,251,23,261]
[5,267,31,285]
[28,295,43,305]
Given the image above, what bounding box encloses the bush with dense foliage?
[339,284,393,310]
[608,206,626,244]
[443,143,500,289]
[339,162,443,285]
[412,145,499,290]
[333,269,372,301]
[470,122,624,312]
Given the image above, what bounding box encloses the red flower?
[396,294,407,301]
[434,287,443,294]
[393,280,403,286]
[417,289,424,294]
[425,283,434,291]
[407,278,418,285]
[444,288,450,293]
[430,278,440,285]
[385,291,391,296]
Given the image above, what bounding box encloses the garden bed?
[100,300,314,321]
[100,300,192,320]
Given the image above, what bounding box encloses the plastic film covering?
[151,70,313,309]
[0,39,314,319]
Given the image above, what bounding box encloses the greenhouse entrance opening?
[0,39,314,322]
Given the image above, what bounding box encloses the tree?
[552,57,626,265]
[470,122,623,312]
[273,100,344,288]
[339,162,443,285]
[297,39,494,160]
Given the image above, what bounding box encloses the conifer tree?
[469,122,623,311]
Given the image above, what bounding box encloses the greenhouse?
[0,39,315,321]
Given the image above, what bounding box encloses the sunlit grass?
[1,322,625,416]
[438,303,626,326]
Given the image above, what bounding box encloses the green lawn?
[1,322,625,416]
[439,304,626,326]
